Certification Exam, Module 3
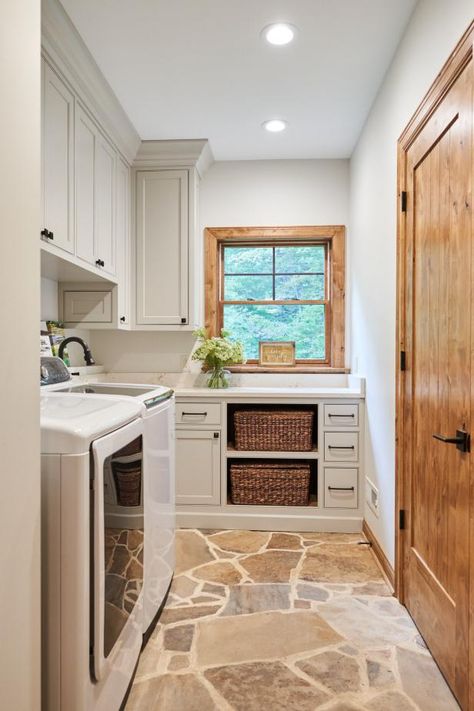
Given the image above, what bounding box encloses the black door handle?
[433,429,470,453]
[328,445,355,450]
[328,486,355,491]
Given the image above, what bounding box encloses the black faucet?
[58,337,96,366]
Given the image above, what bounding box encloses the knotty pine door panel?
[400,50,472,709]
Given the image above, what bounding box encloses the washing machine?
[41,357,176,638]
[41,392,144,711]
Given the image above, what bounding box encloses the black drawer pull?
[328,486,355,491]
[328,445,355,450]
[328,413,355,418]
[182,411,207,416]
[41,228,54,240]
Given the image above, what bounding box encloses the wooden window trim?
[204,226,346,370]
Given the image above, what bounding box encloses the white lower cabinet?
[176,429,221,505]
[174,395,365,531]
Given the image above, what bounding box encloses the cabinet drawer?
[324,404,359,427]
[324,468,358,508]
[176,402,221,425]
[324,432,359,462]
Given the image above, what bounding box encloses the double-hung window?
[205,227,345,369]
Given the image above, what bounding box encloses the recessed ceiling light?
[262,119,287,133]
[262,23,296,46]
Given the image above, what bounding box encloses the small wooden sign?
[259,341,296,367]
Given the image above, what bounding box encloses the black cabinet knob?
[120,316,126,323]
[181,317,187,324]
[41,229,54,240]
[95,259,105,268]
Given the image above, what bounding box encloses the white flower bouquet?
[192,327,245,388]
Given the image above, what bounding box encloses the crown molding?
[134,139,214,177]
[42,0,141,164]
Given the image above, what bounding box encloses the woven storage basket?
[112,459,142,507]
[234,409,314,451]
[230,461,310,506]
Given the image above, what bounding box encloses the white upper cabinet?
[136,170,189,326]
[75,104,95,266]
[115,158,130,327]
[74,103,117,277]
[42,61,74,254]
[95,133,116,276]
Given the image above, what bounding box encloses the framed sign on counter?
[259,341,296,367]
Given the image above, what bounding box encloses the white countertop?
[42,371,365,399]
[174,386,364,399]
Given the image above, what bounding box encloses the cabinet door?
[176,430,220,505]
[136,170,188,325]
[95,133,116,276]
[42,61,74,254]
[75,104,96,266]
[115,157,130,326]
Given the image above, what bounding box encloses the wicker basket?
[234,409,314,451]
[112,458,142,507]
[230,461,310,506]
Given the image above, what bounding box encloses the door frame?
[395,18,474,704]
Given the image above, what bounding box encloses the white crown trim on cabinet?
[42,0,140,164]
[134,140,214,177]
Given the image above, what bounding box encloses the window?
[205,227,345,369]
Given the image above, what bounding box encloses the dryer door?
[91,417,144,682]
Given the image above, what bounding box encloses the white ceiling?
[59,0,417,160]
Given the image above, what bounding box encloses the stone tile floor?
[126,529,460,710]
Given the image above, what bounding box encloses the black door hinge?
[399,509,406,530]
[401,191,407,212]
[400,350,406,371]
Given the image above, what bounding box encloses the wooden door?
[398,30,473,709]
[42,60,74,254]
[175,430,220,505]
[135,170,189,326]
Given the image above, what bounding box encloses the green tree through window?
[222,244,327,361]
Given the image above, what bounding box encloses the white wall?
[41,276,59,320]
[90,159,350,372]
[0,1,41,709]
[350,0,473,565]
[200,159,350,227]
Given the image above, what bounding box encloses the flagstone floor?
[125,529,459,711]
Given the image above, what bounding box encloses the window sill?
[225,365,350,374]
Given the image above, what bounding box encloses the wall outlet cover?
[365,477,379,517]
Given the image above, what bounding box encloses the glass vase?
[206,366,231,389]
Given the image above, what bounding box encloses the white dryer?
[42,359,175,639]
[41,393,144,711]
